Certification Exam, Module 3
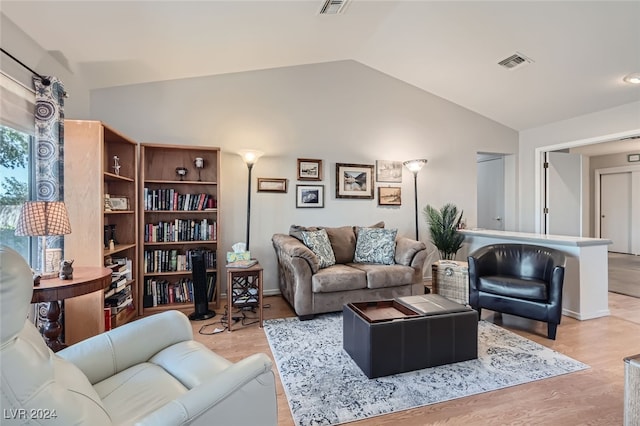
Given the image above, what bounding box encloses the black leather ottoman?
[343,294,478,378]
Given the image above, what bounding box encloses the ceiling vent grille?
[498,52,534,70]
[319,0,350,15]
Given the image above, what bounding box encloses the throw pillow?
[322,226,357,264]
[353,227,398,265]
[301,229,336,269]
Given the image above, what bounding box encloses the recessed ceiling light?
[623,72,640,84]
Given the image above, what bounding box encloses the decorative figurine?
[59,259,74,280]
[194,157,205,181]
[113,156,121,176]
[175,167,188,181]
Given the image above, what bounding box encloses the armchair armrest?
[58,310,193,385]
[135,353,277,426]
[549,266,565,302]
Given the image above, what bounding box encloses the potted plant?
[423,203,464,260]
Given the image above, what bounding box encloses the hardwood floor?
[191,288,640,425]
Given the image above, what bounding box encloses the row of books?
[143,219,217,243]
[105,258,133,299]
[105,284,134,315]
[142,274,216,307]
[144,248,217,273]
[144,188,214,211]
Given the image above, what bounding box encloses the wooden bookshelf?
[63,120,139,344]
[139,144,220,317]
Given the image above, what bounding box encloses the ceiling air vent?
[319,0,350,15]
[498,52,534,70]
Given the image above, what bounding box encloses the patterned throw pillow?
[353,228,398,265]
[301,229,336,269]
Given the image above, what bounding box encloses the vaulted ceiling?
[2,1,639,131]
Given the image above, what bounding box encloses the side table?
[31,266,112,352]
[226,262,263,332]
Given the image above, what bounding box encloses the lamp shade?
[238,149,264,166]
[403,159,428,173]
[15,201,71,237]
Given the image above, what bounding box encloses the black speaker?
[189,250,216,321]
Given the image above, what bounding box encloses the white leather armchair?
[0,245,278,425]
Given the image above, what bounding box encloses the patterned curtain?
[33,76,65,248]
[33,76,65,333]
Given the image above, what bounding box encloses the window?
[0,125,34,261]
[0,72,36,263]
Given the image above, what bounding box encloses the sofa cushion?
[353,227,397,265]
[301,229,336,268]
[312,264,367,293]
[323,226,357,264]
[478,275,548,301]
[349,263,415,289]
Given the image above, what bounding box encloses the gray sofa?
[272,224,428,319]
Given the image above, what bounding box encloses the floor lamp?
[403,159,428,240]
[15,201,72,280]
[238,150,264,251]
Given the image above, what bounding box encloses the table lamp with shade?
[15,201,72,280]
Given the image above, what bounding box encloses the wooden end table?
[31,266,112,352]
[226,262,263,332]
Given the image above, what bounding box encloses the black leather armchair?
[467,243,566,339]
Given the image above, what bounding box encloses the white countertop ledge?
[459,229,612,247]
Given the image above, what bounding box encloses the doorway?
[544,151,583,236]
[595,164,640,255]
[477,153,505,231]
[600,172,631,253]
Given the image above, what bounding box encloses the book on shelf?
[109,296,133,315]
[107,263,127,273]
[108,276,128,294]
[144,189,213,211]
[104,308,112,331]
[226,259,258,269]
[143,272,216,308]
[105,285,132,307]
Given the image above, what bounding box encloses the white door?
[546,152,582,236]
[601,172,631,253]
[477,155,504,230]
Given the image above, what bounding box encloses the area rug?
[264,313,588,426]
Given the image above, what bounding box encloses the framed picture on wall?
[257,178,287,193]
[335,163,374,199]
[376,160,402,183]
[297,158,323,181]
[296,185,324,208]
[378,186,401,206]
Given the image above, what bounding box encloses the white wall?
[90,60,518,293]
[0,13,91,118]
[519,101,640,233]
